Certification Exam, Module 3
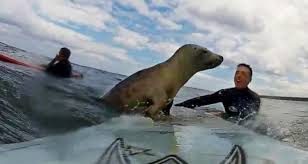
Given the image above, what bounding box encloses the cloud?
[173,1,266,33]
[113,27,149,49]
[149,0,178,8]
[117,0,150,16]
[179,1,308,80]
[115,0,182,30]
[0,1,90,44]
[112,25,180,58]
[35,0,115,31]
[147,41,180,58]
[152,11,182,30]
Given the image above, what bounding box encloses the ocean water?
[0,42,307,155]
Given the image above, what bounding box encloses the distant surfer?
[175,63,260,122]
[46,47,72,78]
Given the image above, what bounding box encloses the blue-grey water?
[0,42,307,153]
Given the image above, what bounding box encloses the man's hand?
[54,54,60,61]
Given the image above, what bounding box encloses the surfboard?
[0,113,307,164]
[0,53,82,78]
[95,137,245,164]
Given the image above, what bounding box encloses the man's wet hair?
[59,47,71,59]
[237,63,253,78]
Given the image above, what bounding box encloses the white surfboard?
[0,112,307,164]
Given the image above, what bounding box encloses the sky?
[1,0,308,97]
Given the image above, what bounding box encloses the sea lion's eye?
[198,50,207,56]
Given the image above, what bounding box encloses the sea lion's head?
[173,44,223,71]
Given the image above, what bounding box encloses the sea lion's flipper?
[144,93,168,120]
[162,100,173,116]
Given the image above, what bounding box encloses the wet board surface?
[0,112,307,164]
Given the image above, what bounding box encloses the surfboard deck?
[0,113,307,164]
[0,53,82,78]
[95,137,245,164]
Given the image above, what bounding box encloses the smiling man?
[175,63,260,122]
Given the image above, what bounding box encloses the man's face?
[234,66,251,89]
[58,52,68,61]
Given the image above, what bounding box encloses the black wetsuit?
[46,59,72,78]
[175,87,260,120]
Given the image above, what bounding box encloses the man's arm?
[46,55,58,72]
[175,89,225,108]
[253,95,261,112]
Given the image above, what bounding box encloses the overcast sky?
[1,0,308,97]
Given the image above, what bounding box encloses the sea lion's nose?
[219,55,223,61]
[216,55,223,64]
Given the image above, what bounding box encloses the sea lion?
[101,44,223,120]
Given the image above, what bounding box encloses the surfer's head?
[58,47,71,61]
[234,63,252,89]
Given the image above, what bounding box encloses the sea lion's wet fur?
[102,44,223,120]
